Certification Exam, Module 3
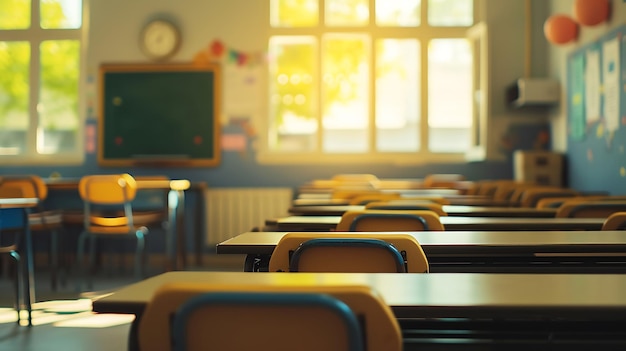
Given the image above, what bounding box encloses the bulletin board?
[566,24,626,142]
[98,63,221,167]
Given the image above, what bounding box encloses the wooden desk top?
[288,205,557,217]
[0,197,38,208]
[92,271,626,320]
[266,216,605,231]
[216,230,626,255]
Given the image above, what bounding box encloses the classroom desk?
[0,197,38,326]
[265,215,605,232]
[292,196,512,207]
[288,204,557,217]
[216,230,626,273]
[46,178,203,270]
[92,271,626,350]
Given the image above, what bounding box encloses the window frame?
[0,0,87,166]
[260,0,478,165]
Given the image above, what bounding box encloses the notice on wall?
[602,37,620,132]
[584,49,601,124]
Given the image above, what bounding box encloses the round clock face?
[140,20,180,61]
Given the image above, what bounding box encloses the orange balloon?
[573,0,610,26]
[544,15,578,45]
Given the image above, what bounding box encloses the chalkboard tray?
[98,63,221,167]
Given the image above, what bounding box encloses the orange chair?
[556,201,626,218]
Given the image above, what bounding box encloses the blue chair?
[171,292,364,351]
[0,207,24,324]
[289,237,406,273]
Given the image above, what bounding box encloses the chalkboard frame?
[98,63,221,167]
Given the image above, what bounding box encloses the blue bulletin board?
[567,25,626,142]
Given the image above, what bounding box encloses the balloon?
[573,0,610,26]
[544,15,578,45]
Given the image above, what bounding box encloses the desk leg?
[176,190,186,270]
[22,208,34,326]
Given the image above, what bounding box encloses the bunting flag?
[194,39,266,67]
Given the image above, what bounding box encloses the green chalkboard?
[99,63,221,167]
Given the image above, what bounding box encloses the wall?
[547,0,626,194]
[1,0,555,188]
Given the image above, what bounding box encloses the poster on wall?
[567,24,626,143]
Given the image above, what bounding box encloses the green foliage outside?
[0,0,79,129]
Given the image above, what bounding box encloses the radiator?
[205,187,294,245]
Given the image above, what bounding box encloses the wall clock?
[140,19,181,61]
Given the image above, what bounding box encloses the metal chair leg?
[75,231,87,292]
[10,251,22,324]
[135,232,145,281]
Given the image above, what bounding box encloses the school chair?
[601,212,626,230]
[0,175,65,290]
[75,173,160,290]
[268,232,429,273]
[555,201,626,218]
[335,209,445,231]
[140,282,402,351]
[422,173,465,189]
[348,193,402,205]
[0,185,25,324]
[364,201,447,216]
[516,187,579,207]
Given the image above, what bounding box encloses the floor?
[0,254,246,351]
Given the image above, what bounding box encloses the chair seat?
[64,210,165,227]
[87,225,149,235]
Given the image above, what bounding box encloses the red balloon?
[544,15,578,45]
[573,0,610,26]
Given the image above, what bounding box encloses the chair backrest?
[422,173,465,188]
[78,174,138,230]
[139,282,402,351]
[172,291,363,351]
[289,237,406,273]
[269,232,429,273]
[0,175,47,200]
[79,173,138,205]
[336,209,444,231]
[556,201,626,218]
[602,212,626,230]
[348,193,401,205]
[364,201,447,216]
[516,187,579,207]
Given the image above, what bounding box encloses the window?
[265,0,474,164]
[0,0,85,164]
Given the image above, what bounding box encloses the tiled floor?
[0,254,245,351]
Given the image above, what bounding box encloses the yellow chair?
[336,209,444,231]
[268,232,429,273]
[0,175,65,290]
[348,193,401,205]
[555,201,626,218]
[75,174,157,290]
[364,201,447,216]
[422,173,465,188]
[139,282,402,351]
[602,212,626,230]
[515,187,579,207]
